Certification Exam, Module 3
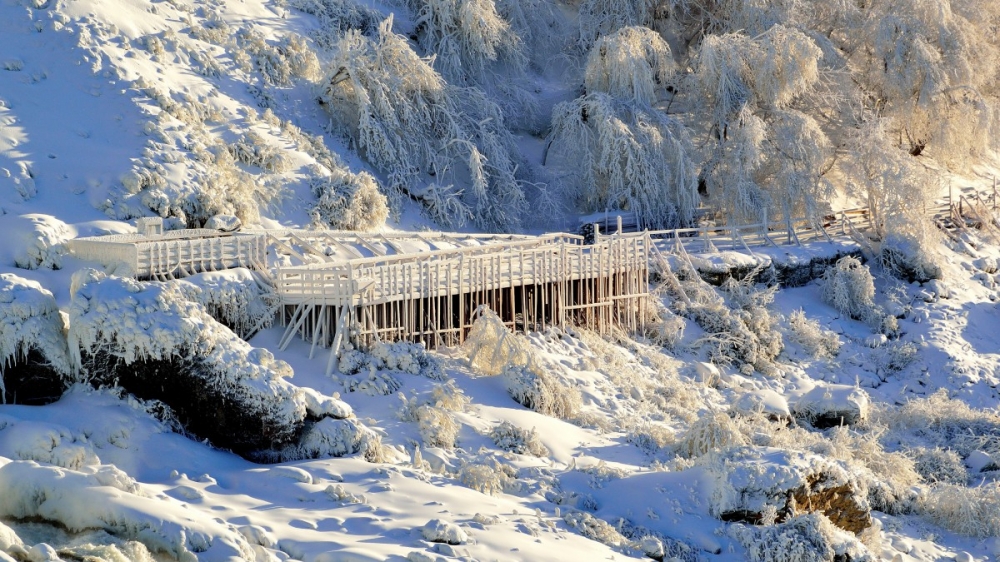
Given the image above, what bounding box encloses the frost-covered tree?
[694,26,833,229]
[584,26,675,106]
[321,17,526,231]
[308,167,389,231]
[547,27,696,229]
[577,0,653,50]
[547,93,697,229]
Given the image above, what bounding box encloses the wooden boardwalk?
[272,232,650,375]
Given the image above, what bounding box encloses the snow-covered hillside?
[3,0,1000,559]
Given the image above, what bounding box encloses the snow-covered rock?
[203,214,241,232]
[733,389,791,419]
[0,214,72,270]
[68,270,308,455]
[705,447,872,533]
[0,274,70,404]
[793,385,870,428]
[420,519,468,545]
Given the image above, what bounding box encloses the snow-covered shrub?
[877,231,942,282]
[462,307,534,375]
[546,92,697,230]
[339,340,445,379]
[910,447,967,485]
[584,26,674,106]
[458,459,516,496]
[68,271,308,455]
[503,364,580,419]
[729,512,873,562]
[869,340,918,376]
[626,423,675,455]
[786,309,840,359]
[916,482,1000,538]
[576,0,652,49]
[562,510,629,549]
[875,390,1000,459]
[325,483,367,504]
[400,381,469,448]
[421,519,468,545]
[641,299,686,350]
[489,421,548,456]
[308,167,388,231]
[675,413,747,458]
[281,417,388,462]
[321,17,526,231]
[194,141,289,226]
[176,269,277,339]
[821,257,895,335]
[227,131,292,173]
[233,28,320,85]
[289,0,382,49]
[0,274,70,383]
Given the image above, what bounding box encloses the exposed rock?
[707,447,872,534]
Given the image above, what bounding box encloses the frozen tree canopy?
[321,17,526,231]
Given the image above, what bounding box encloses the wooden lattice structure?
[69,226,267,280]
[273,232,651,375]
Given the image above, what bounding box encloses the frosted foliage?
[786,309,840,359]
[321,18,526,231]
[177,269,277,339]
[729,513,872,562]
[675,412,747,458]
[821,257,892,333]
[339,340,445,380]
[289,0,381,49]
[289,418,387,462]
[503,364,581,419]
[856,0,999,161]
[562,511,629,548]
[458,460,515,496]
[227,131,291,173]
[233,28,320,85]
[67,271,307,431]
[309,168,389,231]
[410,0,526,86]
[547,93,698,229]
[584,26,675,106]
[195,142,288,225]
[489,421,549,456]
[0,275,70,380]
[462,307,534,376]
[577,0,652,49]
[421,519,468,545]
[876,390,1000,458]
[917,483,1000,538]
[400,382,469,448]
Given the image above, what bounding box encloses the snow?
[2,0,1000,557]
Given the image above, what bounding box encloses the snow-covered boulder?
[705,447,872,533]
[0,274,70,404]
[203,214,241,232]
[0,214,72,270]
[421,519,468,545]
[733,389,791,420]
[68,270,307,455]
[793,385,870,428]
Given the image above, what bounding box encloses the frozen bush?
[869,340,918,376]
[562,510,629,549]
[503,364,580,419]
[339,340,445,380]
[910,447,967,485]
[233,28,320,85]
[786,309,840,359]
[821,257,895,335]
[289,0,381,49]
[176,269,277,339]
[729,512,873,562]
[400,381,469,448]
[916,482,1000,538]
[626,423,675,455]
[878,232,942,282]
[281,417,388,462]
[309,168,388,231]
[462,307,534,376]
[3,214,72,270]
[675,413,747,458]
[227,131,291,173]
[875,390,1000,459]
[325,483,367,504]
[458,460,515,496]
[489,421,548,456]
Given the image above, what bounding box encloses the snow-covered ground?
[3,0,1000,559]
